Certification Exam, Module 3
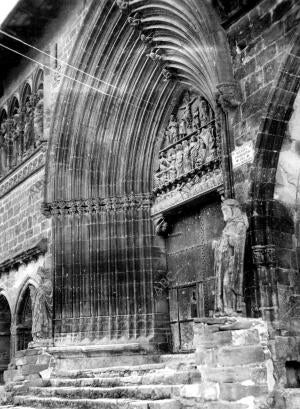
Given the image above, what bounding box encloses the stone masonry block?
[218,345,265,367]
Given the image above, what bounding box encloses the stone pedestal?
[192,317,275,408]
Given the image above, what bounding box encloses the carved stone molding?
[0,238,48,274]
[42,193,153,217]
[252,244,277,267]
[216,82,242,111]
[0,144,46,198]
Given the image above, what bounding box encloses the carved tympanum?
[152,90,222,214]
[213,199,248,315]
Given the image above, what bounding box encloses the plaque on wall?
[231,141,254,169]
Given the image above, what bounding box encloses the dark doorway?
[0,295,11,384]
[166,200,224,351]
[16,287,33,351]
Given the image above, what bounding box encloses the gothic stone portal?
[167,201,224,351]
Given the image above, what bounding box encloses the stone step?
[201,362,268,384]
[14,395,180,409]
[29,384,180,400]
[203,400,252,409]
[50,369,201,388]
[219,382,268,401]
[196,344,266,367]
[283,388,300,409]
[54,363,166,379]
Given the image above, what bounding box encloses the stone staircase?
[6,356,201,409]
[2,318,278,408]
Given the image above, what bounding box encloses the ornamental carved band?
[42,193,153,217]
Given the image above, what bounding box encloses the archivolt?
[45,0,234,203]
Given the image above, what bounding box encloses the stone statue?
[30,269,53,344]
[167,114,178,143]
[212,199,249,315]
[33,89,44,143]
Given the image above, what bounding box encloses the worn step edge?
[14,395,180,409]
[29,384,181,399]
[50,369,201,387]
[54,363,166,378]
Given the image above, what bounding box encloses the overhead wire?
[0,30,157,110]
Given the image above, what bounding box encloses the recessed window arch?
[33,69,44,94]
[21,82,32,105]
[16,286,33,351]
[9,96,20,117]
[0,294,11,383]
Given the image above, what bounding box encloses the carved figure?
[167,114,178,143]
[201,125,215,160]
[34,89,44,143]
[199,97,209,127]
[182,95,193,131]
[162,67,172,81]
[116,0,129,12]
[190,135,206,168]
[155,151,170,186]
[212,199,248,315]
[24,97,35,150]
[140,32,153,45]
[30,270,53,343]
[168,148,177,181]
[193,107,200,131]
[182,140,192,173]
[146,48,162,63]
[179,118,187,138]
[0,119,8,174]
[175,143,184,177]
[127,13,141,28]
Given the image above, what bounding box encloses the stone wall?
[0,168,50,264]
[227,0,299,203]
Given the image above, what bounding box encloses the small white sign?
[231,141,254,169]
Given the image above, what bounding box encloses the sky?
[0,0,19,25]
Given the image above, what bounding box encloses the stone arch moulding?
[249,29,300,323]
[13,277,38,321]
[43,0,239,347]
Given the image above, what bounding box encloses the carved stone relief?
[0,77,44,180]
[152,90,223,215]
[213,199,248,315]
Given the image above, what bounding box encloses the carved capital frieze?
[43,193,153,217]
[216,81,242,111]
[252,244,277,267]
